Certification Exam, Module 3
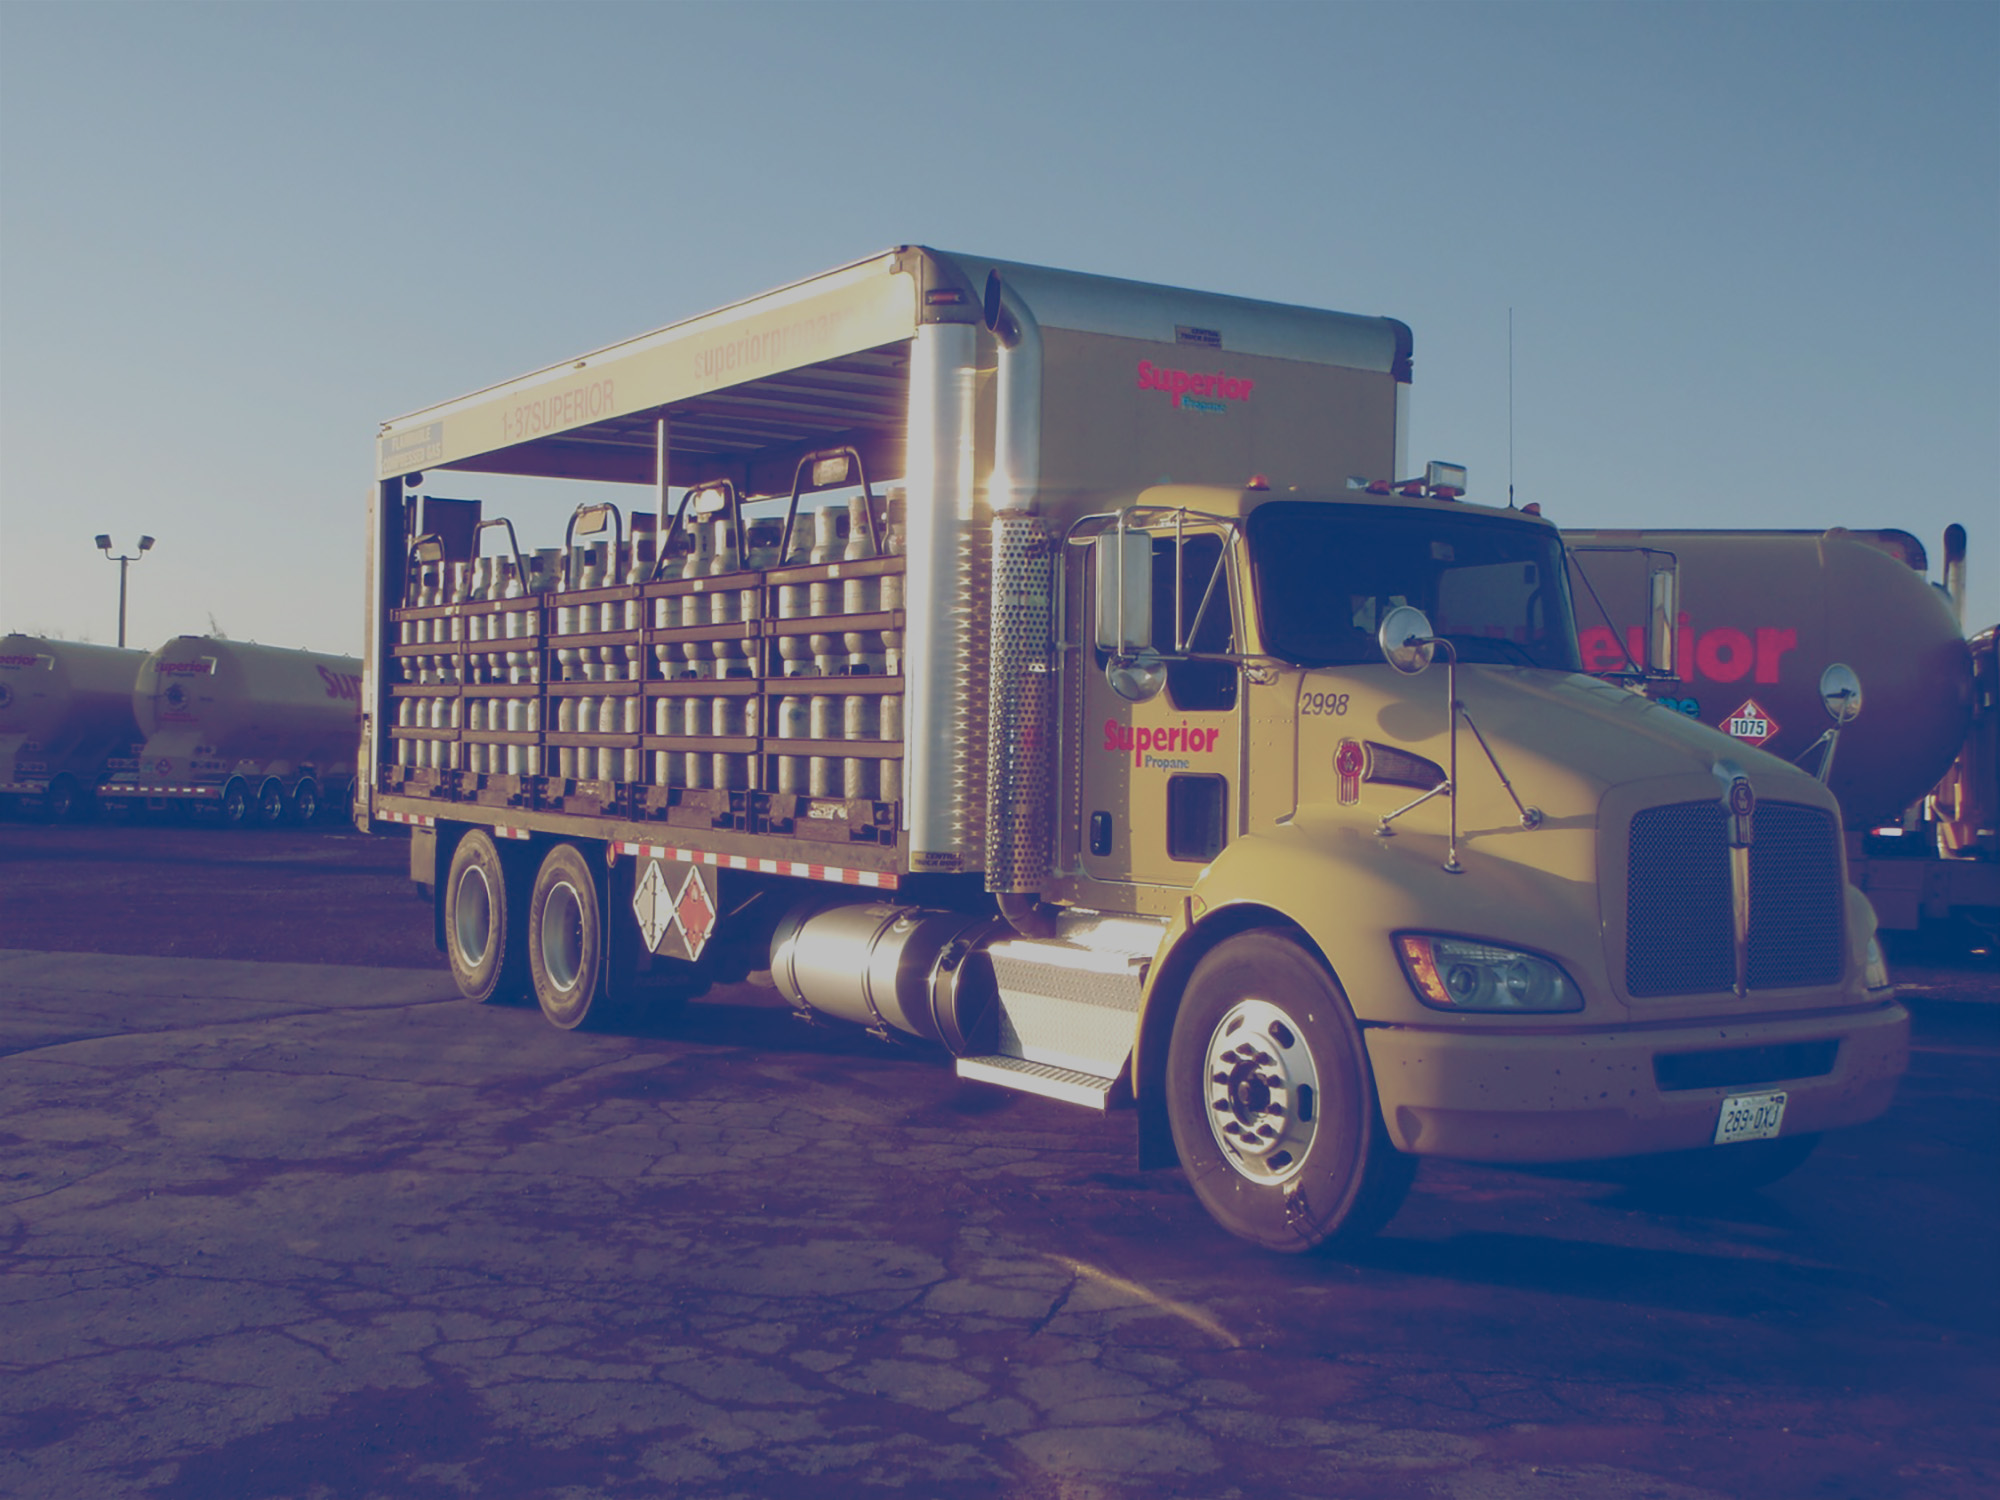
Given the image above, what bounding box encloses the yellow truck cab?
[362,249,1908,1252]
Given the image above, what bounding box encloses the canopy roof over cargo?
[376,247,1412,496]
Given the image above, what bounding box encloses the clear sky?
[2,1,1994,657]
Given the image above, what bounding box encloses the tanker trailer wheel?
[254,779,286,828]
[290,778,319,826]
[445,830,529,1005]
[42,774,82,823]
[528,842,617,1031]
[219,778,251,829]
[1165,931,1414,1254]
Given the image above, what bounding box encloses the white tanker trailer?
[99,636,363,826]
[0,634,146,820]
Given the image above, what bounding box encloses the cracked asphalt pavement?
[1,823,1996,1498]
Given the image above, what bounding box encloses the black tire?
[1165,930,1415,1253]
[43,774,82,823]
[219,779,251,829]
[290,778,319,826]
[255,779,286,828]
[1619,1133,1821,1196]
[529,842,613,1030]
[445,830,529,1005]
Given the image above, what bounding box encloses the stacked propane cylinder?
[0,634,146,806]
[388,487,907,805]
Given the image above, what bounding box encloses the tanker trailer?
[99,636,364,827]
[0,634,146,820]
[1562,526,1995,935]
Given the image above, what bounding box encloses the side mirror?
[1095,529,1152,653]
[1647,563,1678,677]
[1820,663,1862,724]
[1378,606,1437,675]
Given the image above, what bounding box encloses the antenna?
[1508,307,1516,510]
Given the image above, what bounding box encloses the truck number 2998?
[1302,692,1350,716]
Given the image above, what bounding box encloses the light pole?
[95,534,154,648]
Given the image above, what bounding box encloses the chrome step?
[956,1054,1123,1110]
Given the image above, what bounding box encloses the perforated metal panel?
[1626,799,1846,998]
[1747,802,1844,990]
[984,513,1055,892]
[1627,802,1733,997]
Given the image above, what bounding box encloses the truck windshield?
[1246,502,1582,670]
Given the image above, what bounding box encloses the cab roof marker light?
[1425,461,1467,498]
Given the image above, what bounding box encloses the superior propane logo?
[1104,718,1222,770]
[1136,359,1254,415]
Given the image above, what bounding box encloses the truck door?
[1078,529,1241,888]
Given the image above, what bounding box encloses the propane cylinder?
[708,520,743,674]
[1561,526,1976,827]
[777,514,812,676]
[880,487,906,676]
[774,694,808,794]
[843,496,882,674]
[679,526,715,674]
[809,508,844,675]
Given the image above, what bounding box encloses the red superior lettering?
[1104,719,1220,767]
[1137,359,1254,408]
[1578,618,1798,685]
[318,665,363,702]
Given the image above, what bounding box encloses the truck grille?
[1627,800,1844,997]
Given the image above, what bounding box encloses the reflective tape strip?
[100,785,219,797]
[614,842,898,889]
[493,825,531,840]
[380,811,436,827]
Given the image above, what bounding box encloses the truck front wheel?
[446,830,528,1004]
[1165,931,1414,1254]
[529,842,614,1031]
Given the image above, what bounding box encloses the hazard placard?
[631,856,717,963]
[1723,698,1780,746]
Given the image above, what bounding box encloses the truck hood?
[1297,664,1842,844]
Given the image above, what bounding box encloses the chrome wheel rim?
[1203,999,1320,1184]
[453,865,493,970]
[539,880,585,993]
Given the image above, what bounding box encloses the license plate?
[1713,1089,1787,1145]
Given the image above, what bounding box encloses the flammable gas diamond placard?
[632,858,675,954]
[1723,698,1781,746]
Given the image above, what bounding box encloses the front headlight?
[1864,935,1893,993]
[1395,934,1583,1013]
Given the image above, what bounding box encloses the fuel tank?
[0,634,145,780]
[133,636,363,772]
[1563,528,1972,827]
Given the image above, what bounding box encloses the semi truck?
[0,634,145,820]
[1563,527,1998,940]
[99,636,363,826]
[361,248,1908,1252]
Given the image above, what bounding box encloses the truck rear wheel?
[219,779,251,829]
[1165,931,1414,1253]
[290,778,319,825]
[529,842,614,1031]
[446,830,528,1004]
